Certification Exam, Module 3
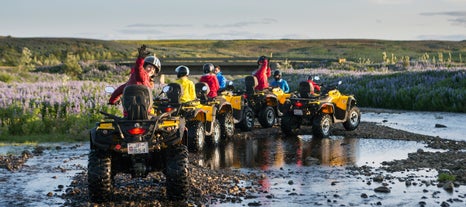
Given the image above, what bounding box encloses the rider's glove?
[137,45,150,58]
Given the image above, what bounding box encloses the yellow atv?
[194,82,235,141]
[89,84,189,202]
[153,83,213,152]
[243,75,293,128]
[281,79,361,138]
[218,82,255,131]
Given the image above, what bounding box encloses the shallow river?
[0,110,465,207]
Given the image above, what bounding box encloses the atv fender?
[90,127,114,150]
[218,102,233,114]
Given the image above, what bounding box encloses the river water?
[0,110,465,206]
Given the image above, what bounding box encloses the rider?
[307,75,321,94]
[254,56,271,91]
[175,65,196,103]
[200,63,220,98]
[214,65,227,89]
[270,69,290,93]
[108,45,160,105]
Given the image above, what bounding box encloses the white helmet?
[143,56,161,73]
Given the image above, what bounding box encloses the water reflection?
[196,135,359,170]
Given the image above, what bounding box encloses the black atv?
[88,84,189,202]
[281,79,361,138]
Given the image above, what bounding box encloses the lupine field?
[1,68,465,142]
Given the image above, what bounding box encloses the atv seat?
[195,82,210,103]
[298,81,315,98]
[245,75,258,95]
[122,84,153,120]
[166,83,183,105]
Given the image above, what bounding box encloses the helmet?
[203,63,214,74]
[273,70,282,76]
[175,65,190,78]
[144,56,161,73]
[257,56,268,65]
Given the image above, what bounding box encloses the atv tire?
[258,106,276,128]
[237,106,254,131]
[219,112,235,140]
[88,149,112,203]
[207,119,221,146]
[281,115,301,135]
[343,106,360,131]
[164,144,190,201]
[187,121,205,152]
[312,114,332,138]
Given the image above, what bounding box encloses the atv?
[152,83,209,152]
[88,84,189,202]
[218,81,255,131]
[281,78,361,138]
[194,82,235,143]
[243,75,292,128]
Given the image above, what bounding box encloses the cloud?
[420,11,466,27]
[204,18,277,28]
[367,0,411,5]
[118,28,163,35]
[126,24,191,28]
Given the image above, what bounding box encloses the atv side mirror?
[162,85,171,93]
[105,86,115,94]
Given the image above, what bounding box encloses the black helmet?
[273,70,282,76]
[257,56,268,65]
[203,63,214,74]
[175,65,190,78]
[143,56,161,73]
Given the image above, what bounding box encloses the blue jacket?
[216,72,227,89]
[270,79,290,93]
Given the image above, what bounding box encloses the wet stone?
[374,186,391,193]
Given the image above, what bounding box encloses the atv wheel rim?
[196,126,205,149]
[349,111,359,125]
[246,111,254,128]
[213,123,221,144]
[322,118,330,134]
[266,109,275,125]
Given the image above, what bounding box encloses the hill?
[1,37,465,66]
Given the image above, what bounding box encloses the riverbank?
[1,120,465,206]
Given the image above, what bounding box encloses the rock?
[435,124,447,128]
[374,186,391,193]
[440,201,450,207]
[443,181,454,192]
[360,193,368,198]
[373,175,384,182]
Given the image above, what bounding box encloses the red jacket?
[254,60,271,90]
[200,74,219,98]
[108,58,152,104]
[307,80,321,93]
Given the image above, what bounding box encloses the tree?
[19,47,34,71]
[63,53,82,78]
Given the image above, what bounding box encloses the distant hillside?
[1,36,465,67]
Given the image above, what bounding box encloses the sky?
[1,0,466,41]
